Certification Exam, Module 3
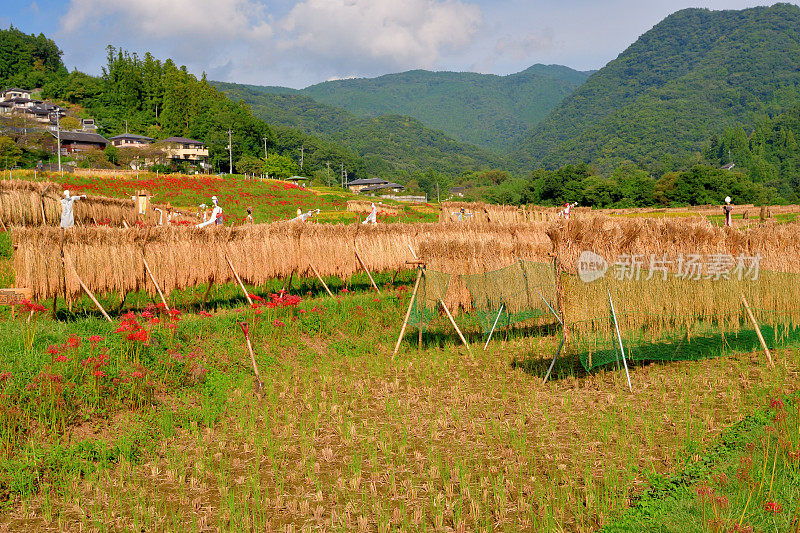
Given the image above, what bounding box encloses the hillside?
[214,82,506,179]
[285,65,589,151]
[514,4,800,172]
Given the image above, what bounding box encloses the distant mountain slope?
[214,82,506,178]
[514,4,800,171]
[294,65,589,150]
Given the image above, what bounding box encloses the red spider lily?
[298,309,307,314]
[156,302,166,310]
[131,371,144,379]
[198,310,212,317]
[67,335,81,348]
[374,298,380,302]
[21,299,46,313]
[340,288,350,293]
[272,319,285,327]
[127,329,149,343]
[764,501,781,513]
[89,335,104,345]
[142,311,154,319]
[239,321,250,339]
[168,309,182,320]
[0,372,11,382]
[47,345,60,355]
[148,318,161,325]
[248,294,264,302]
[54,355,68,363]
[250,303,260,309]
[93,370,105,378]
[770,398,784,410]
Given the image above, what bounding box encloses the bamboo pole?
[309,262,334,297]
[202,277,215,307]
[354,248,380,293]
[393,267,424,356]
[225,253,253,305]
[142,254,170,311]
[239,322,263,391]
[281,269,295,294]
[440,298,471,351]
[484,303,505,350]
[742,294,774,367]
[608,288,633,392]
[64,253,112,323]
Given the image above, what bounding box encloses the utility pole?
[326,161,331,186]
[436,182,440,203]
[299,146,304,169]
[125,120,128,134]
[340,163,345,189]
[54,110,62,173]
[227,128,233,174]
[263,137,268,160]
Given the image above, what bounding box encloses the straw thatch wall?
[12,222,554,304]
[0,180,194,227]
[547,216,800,275]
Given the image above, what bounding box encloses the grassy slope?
[14,170,437,224]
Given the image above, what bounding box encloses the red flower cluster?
[198,310,212,318]
[264,292,302,308]
[21,299,46,313]
[764,501,781,513]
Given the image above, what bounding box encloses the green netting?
[576,311,800,371]
[462,260,559,338]
[408,269,451,332]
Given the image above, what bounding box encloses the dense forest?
[514,4,800,173]
[297,65,589,151]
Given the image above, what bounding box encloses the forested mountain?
[0,26,66,89]
[285,65,589,151]
[514,3,800,173]
[215,82,506,179]
[703,105,800,200]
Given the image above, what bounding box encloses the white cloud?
[494,30,555,62]
[279,0,482,70]
[61,0,272,42]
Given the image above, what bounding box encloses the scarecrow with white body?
[60,190,86,229]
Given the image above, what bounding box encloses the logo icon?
[577,251,608,283]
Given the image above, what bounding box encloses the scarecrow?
[60,190,86,229]
[196,196,223,228]
[246,206,254,224]
[362,202,378,226]
[723,196,733,227]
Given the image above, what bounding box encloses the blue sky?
[2,1,797,88]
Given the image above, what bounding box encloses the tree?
[236,154,263,175]
[0,136,22,169]
[59,116,81,131]
[262,153,299,179]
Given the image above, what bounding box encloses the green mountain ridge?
[514,3,800,172]
[213,81,506,180]
[235,64,589,151]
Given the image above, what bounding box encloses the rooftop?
[162,136,204,145]
[51,131,110,144]
[347,178,389,186]
[109,133,154,141]
[361,183,405,192]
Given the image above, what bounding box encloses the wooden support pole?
[239,323,263,391]
[115,291,128,313]
[354,248,380,294]
[393,268,424,356]
[281,269,295,294]
[742,294,774,367]
[142,254,169,311]
[440,298,471,352]
[309,262,334,298]
[202,277,215,307]
[225,254,253,305]
[64,253,112,323]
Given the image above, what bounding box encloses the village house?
[161,136,210,169]
[109,133,153,148]
[360,182,405,195]
[346,177,390,193]
[50,130,109,154]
